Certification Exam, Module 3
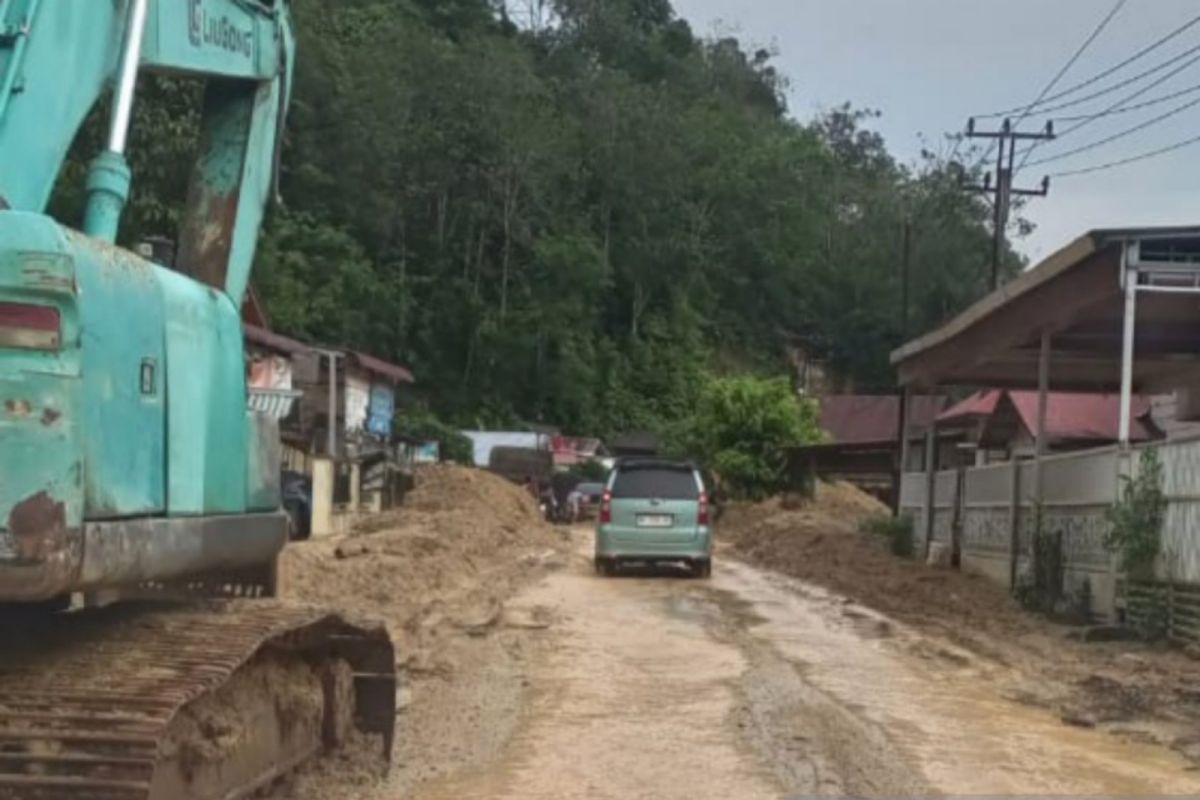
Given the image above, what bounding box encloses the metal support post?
[894,387,912,516]
[1033,331,1051,506]
[1119,266,1138,445]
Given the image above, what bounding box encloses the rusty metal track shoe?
[0,603,396,799]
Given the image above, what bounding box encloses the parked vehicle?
[594,459,712,578]
[575,481,606,520]
[281,470,313,541]
[489,446,555,484]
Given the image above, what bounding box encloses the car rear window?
[611,467,698,500]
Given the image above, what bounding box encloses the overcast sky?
[670,0,1198,263]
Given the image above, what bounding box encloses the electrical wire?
[1016,46,1200,171]
[976,11,1200,119]
[1011,0,1128,131]
[1002,41,1200,119]
[1052,80,1200,121]
[1025,93,1200,167]
[967,0,1126,175]
[1049,132,1200,177]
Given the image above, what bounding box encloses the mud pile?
[281,464,559,638]
[722,482,1200,767]
[277,465,566,798]
[722,481,1027,639]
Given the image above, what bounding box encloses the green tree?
[46,0,1016,441]
[680,376,822,499]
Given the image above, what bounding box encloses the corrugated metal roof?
[244,325,415,384]
[939,390,1156,443]
[244,324,313,356]
[892,225,1200,368]
[345,350,415,384]
[819,395,945,445]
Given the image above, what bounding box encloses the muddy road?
[388,534,1200,799]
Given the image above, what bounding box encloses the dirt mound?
[281,464,560,651]
[360,463,543,527]
[722,482,1200,765]
[277,464,566,798]
[722,481,1034,643]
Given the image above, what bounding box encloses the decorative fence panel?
[898,472,926,539]
[899,439,1200,630]
[930,470,958,545]
[962,463,1013,559]
[1156,437,1200,585]
[1038,448,1119,572]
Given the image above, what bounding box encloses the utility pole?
[962,118,1054,289]
[900,218,912,339]
[893,217,913,516]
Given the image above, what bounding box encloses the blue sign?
[367,384,395,438]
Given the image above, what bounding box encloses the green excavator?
[0,1,396,796]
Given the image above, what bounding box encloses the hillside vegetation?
[53,0,1020,436]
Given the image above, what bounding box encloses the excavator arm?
[0,0,292,302]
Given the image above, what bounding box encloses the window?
[611,467,698,500]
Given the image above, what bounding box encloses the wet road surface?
[409,535,1200,798]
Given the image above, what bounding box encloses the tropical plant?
[1105,449,1166,580]
[679,375,821,499]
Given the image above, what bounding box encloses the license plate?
[637,514,673,528]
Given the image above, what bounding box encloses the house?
[551,436,608,468]
[936,390,1162,465]
[290,349,414,459]
[243,324,314,440]
[789,395,945,504]
[891,225,1200,627]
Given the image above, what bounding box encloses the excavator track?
[0,602,396,800]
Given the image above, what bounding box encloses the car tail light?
[698,491,710,525]
[0,302,60,351]
[599,491,612,524]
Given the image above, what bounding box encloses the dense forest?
[55,0,1023,437]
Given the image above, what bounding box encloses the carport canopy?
[891,226,1200,394]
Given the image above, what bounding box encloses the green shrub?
[861,513,914,557]
[1105,449,1166,581]
[1018,509,1065,615]
[568,460,609,482]
[679,375,822,500]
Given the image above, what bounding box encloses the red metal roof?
[818,395,946,446]
[939,390,1155,443]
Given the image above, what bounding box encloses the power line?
[1025,94,1200,167]
[1016,47,1200,171]
[1004,41,1200,118]
[1050,132,1200,177]
[1012,0,1128,131]
[967,0,1124,176]
[1053,80,1200,121]
[976,12,1200,119]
